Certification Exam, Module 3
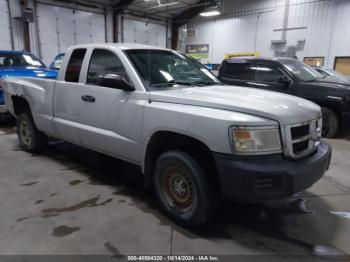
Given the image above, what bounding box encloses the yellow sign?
[224,52,260,59]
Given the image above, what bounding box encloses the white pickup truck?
[1,44,332,227]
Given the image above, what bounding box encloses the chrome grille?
[284,118,322,159]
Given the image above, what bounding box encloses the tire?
[16,111,47,152]
[321,107,339,138]
[153,151,217,228]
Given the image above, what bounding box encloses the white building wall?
[123,17,167,47]
[0,0,12,49]
[7,0,25,51]
[36,2,107,65]
[186,0,350,68]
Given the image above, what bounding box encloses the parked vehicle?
[311,65,350,82]
[49,53,65,70]
[1,44,332,227]
[0,50,58,116]
[218,58,350,138]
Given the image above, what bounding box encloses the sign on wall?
[186,44,209,59]
[224,51,260,59]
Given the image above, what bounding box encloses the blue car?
[49,53,65,70]
[0,50,58,115]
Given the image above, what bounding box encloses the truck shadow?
[0,118,16,135]
[43,141,346,258]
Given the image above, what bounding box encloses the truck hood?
[306,77,350,90]
[0,66,58,79]
[150,85,321,125]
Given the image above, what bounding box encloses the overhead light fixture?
[148,1,180,9]
[199,10,221,17]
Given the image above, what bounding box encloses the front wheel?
[153,151,217,228]
[17,112,47,152]
[321,107,339,138]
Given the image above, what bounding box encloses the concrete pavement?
[0,124,350,260]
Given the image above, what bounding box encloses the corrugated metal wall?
[7,0,25,51]
[0,0,168,64]
[186,0,350,68]
[0,0,12,49]
[123,17,167,47]
[36,2,106,64]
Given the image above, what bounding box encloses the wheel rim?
[19,119,32,146]
[160,165,193,213]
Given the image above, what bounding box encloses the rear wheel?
[321,107,339,138]
[153,151,217,228]
[17,112,47,152]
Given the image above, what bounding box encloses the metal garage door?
[36,3,106,65]
[0,0,12,50]
[123,18,166,47]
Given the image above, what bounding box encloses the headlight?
[231,126,282,155]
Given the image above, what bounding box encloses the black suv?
[218,57,350,137]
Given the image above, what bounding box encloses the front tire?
[321,107,339,138]
[153,151,217,228]
[17,112,47,152]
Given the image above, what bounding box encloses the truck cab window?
[254,65,284,83]
[87,49,129,85]
[65,49,86,83]
[223,63,254,80]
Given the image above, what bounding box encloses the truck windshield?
[0,53,46,68]
[281,59,322,82]
[124,49,220,89]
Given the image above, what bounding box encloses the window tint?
[254,65,284,82]
[0,53,45,68]
[87,49,128,85]
[124,49,218,89]
[281,59,321,82]
[65,49,86,83]
[222,63,254,80]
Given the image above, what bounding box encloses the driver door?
[77,48,144,162]
[247,62,292,94]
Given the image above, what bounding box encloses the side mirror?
[97,74,135,91]
[278,75,291,86]
[53,61,62,70]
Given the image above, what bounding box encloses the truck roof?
[0,50,31,54]
[67,43,170,51]
[224,57,296,63]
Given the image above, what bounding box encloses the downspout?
[104,8,107,42]
[33,0,42,59]
[326,0,338,68]
[121,14,124,43]
[6,0,15,50]
[112,9,118,42]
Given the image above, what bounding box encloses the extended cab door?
[53,48,87,143]
[77,48,145,163]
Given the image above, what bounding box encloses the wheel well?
[320,104,342,127]
[144,131,219,188]
[11,96,31,116]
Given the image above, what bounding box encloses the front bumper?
[342,112,350,131]
[0,104,7,114]
[0,89,7,113]
[213,141,332,203]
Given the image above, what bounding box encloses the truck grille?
[284,118,322,159]
[291,124,309,140]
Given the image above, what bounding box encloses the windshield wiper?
[191,81,224,86]
[151,82,176,87]
[151,80,222,88]
[304,78,318,83]
[151,81,199,87]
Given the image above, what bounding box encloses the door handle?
[81,95,95,103]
